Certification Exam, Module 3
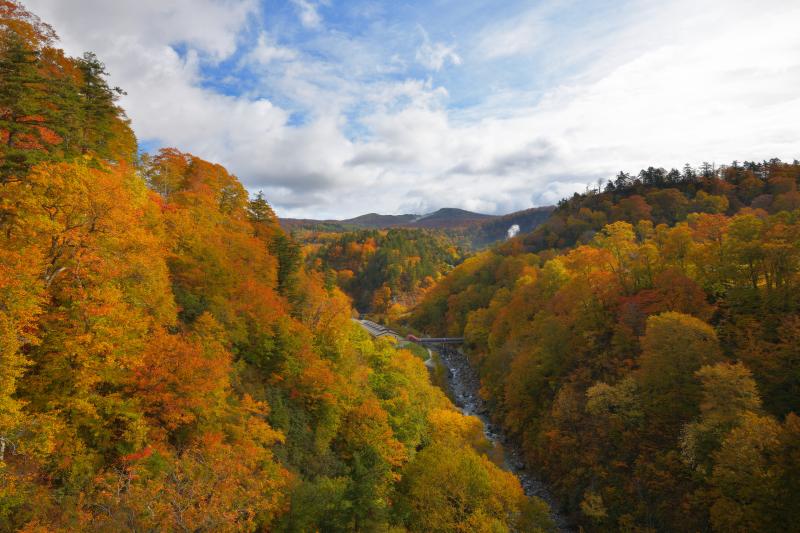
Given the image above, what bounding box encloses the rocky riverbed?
[428,345,571,532]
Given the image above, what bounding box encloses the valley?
[3,1,799,531]
[355,317,571,530]
[430,344,570,531]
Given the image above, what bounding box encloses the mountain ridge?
[280,205,554,231]
[280,206,556,248]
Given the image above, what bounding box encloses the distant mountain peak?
[407,207,493,228]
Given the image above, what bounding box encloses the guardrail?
[416,337,464,344]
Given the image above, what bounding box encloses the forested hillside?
[307,228,461,318]
[512,162,800,253]
[412,160,800,531]
[292,208,554,321]
[0,3,553,531]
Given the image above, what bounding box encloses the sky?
[24,0,800,219]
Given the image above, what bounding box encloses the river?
[425,345,570,532]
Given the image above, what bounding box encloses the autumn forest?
[2,1,800,532]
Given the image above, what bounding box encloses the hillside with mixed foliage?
[511,161,800,253]
[288,207,556,318]
[0,3,553,531]
[307,228,461,318]
[412,159,800,531]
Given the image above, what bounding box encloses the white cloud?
[476,2,552,59]
[28,0,258,60]
[291,0,324,29]
[415,29,462,71]
[21,0,800,219]
[244,33,298,65]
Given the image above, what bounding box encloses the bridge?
[412,337,464,345]
[353,319,463,345]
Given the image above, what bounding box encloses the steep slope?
[0,4,555,531]
[454,206,555,247]
[309,227,462,316]
[411,160,800,532]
